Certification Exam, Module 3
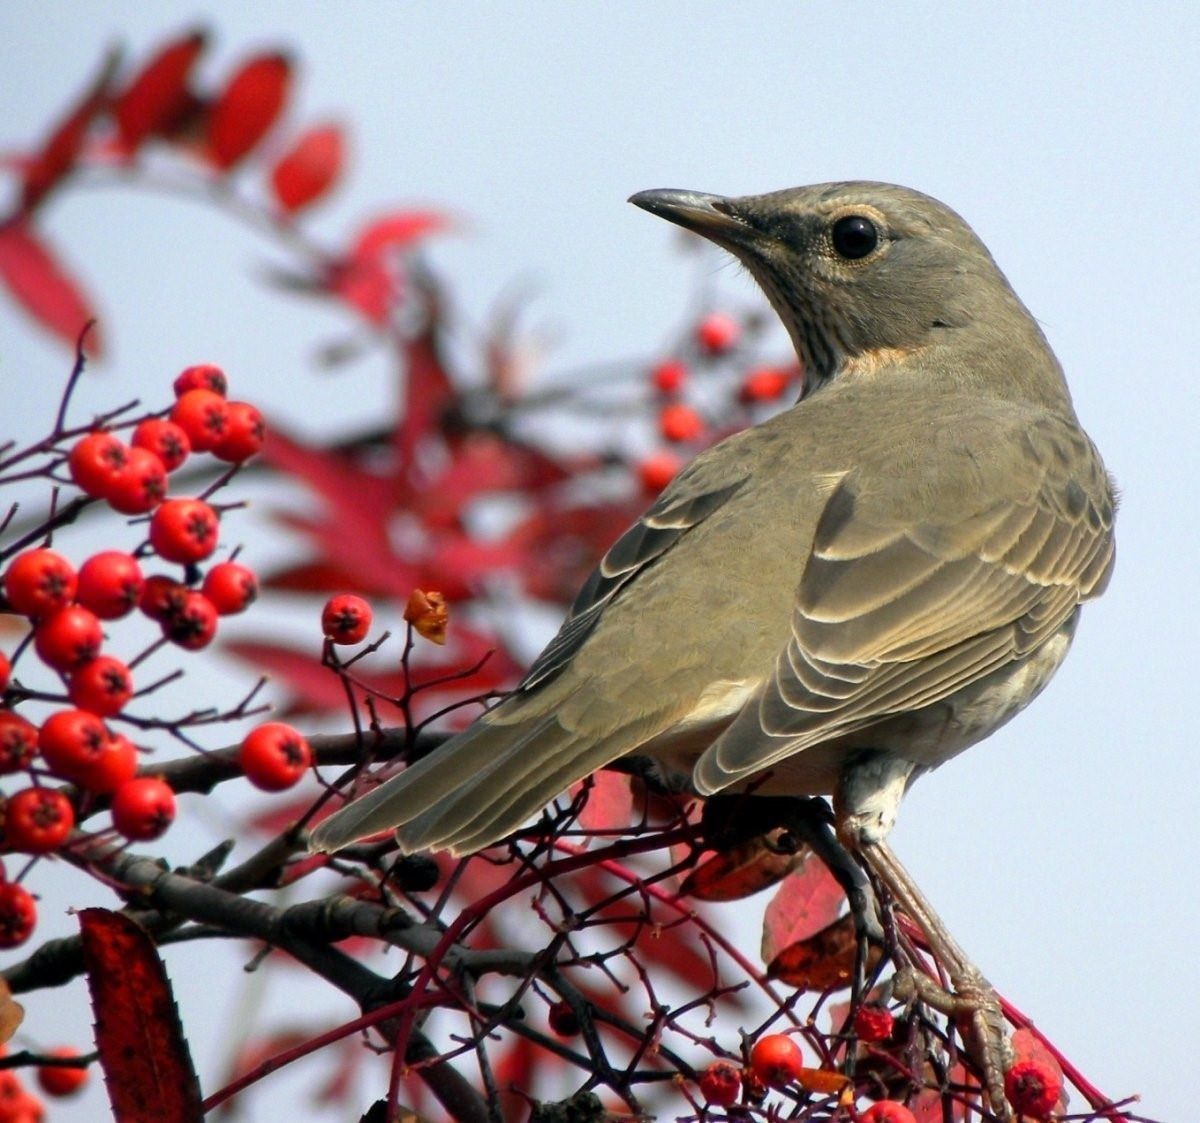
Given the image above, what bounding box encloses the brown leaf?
[79,908,203,1122]
[679,835,804,901]
[766,913,883,993]
[0,978,24,1046]
[404,588,448,645]
[795,1066,852,1095]
[760,852,846,962]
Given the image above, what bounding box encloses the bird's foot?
[894,965,1014,1121]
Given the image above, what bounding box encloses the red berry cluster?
[0,1042,88,1123]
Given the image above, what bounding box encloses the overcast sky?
[2,4,1196,1121]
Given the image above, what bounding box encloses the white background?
[1,4,1196,1121]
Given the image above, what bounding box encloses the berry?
[3,787,75,853]
[170,388,230,452]
[77,551,144,620]
[739,366,791,404]
[748,1033,805,1089]
[3,549,77,618]
[0,651,8,693]
[33,606,103,671]
[149,498,219,563]
[860,1102,917,1123]
[68,655,134,717]
[321,593,371,644]
[212,401,265,462]
[637,452,681,493]
[392,853,440,892]
[696,311,740,355]
[202,561,258,615]
[74,733,138,794]
[36,1047,88,1097]
[138,575,188,622]
[659,402,705,443]
[107,446,168,514]
[173,362,227,398]
[132,418,191,471]
[111,777,175,841]
[68,432,128,497]
[853,1004,895,1043]
[240,722,311,791]
[161,591,218,650]
[697,1060,741,1107]
[0,881,37,947]
[39,709,110,781]
[650,358,687,395]
[0,712,38,774]
[1004,1059,1062,1119]
[547,1000,581,1037]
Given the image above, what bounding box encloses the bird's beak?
[628,189,754,247]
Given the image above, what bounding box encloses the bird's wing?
[521,474,749,689]
[695,416,1116,791]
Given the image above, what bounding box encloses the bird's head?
[630,182,1052,397]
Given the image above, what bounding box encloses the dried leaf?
[0,978,24,1046]
[795,1066,851,1095]
[760,852,846,962]
[79,908,203,1121]
[404,589,448,645]
[766,913,883,993]
[0,219,101,355]
[679,836,803,901]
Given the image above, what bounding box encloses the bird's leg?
[836,754,1014,1122]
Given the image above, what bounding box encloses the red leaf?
[206,52,292,169]
[21,47,119,211]
[765,913,883,993]
[760,853,847,964]
[271,124,344,213]
[396,327,456,470]
[570,770,634,835]
[114,29,208,154]
[351,211,449,261]
[0,219,102,355]
[679,837,804,902]
[79,908,203,1121]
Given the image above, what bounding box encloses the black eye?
[831,215,879,260]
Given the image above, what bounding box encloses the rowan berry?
[739,366,791,403]
[240,722,311,791]
[321,594,371,644]
[853,1004,895,1043]
[212,401,265,462]
[161,591,218,650]
[659,402,705,443]
[138,575,188,622]
[33,606,103,671]
[749,1033,804,1089]
[0,712,37,774]
[68,655,134,717]
[202,561,258,614]
[547,1000,581,1037]
[3,787,74,853]
[74,733,138,794]
[1004,1058,1062,1119]
[38,709,110,781]
[149,498,219,563]
[3,549,76,618]
[173,362,228,398]
[107,446,168,515]
[0,882,37,947]
[170,388,229,452]
[36,1047,88,1097]
[77,551,144,620]
[696,311,740,355]
[860,1102,917,1123]
[111,777,175,841]
[68,431,128,497]
[650,358,688,395]
[697,1060,741,1107]
[637,452,681,493]
[132,418,191,471]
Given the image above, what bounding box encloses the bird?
[310,185,1115,1108]
[311,182,1115,863]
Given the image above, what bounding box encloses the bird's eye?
[831,215,879,260]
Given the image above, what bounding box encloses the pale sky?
[2,4,1196,1120]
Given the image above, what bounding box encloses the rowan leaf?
[760,851,846,963]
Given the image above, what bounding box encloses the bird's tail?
[308,712,623,856]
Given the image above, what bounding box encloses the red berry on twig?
[3,549,77,618]
[111,777,175,841]
[240,722,312,791]
[1004,1058,1062,1119]
[34,606,102,671]
[749,1033,804,1088]
[77,551,144,620]
[321,593,372,644]
[3,787,75,853]
[149,498,219,563]
[170,389,230,452]
[860,1101,918,1123]
[0,881,37,947]
[132,418,191,472]
[173,363,227,398]
[697,1060,741,1107]
[202,561,258,615]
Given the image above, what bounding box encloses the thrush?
[311,183,1116,1113]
